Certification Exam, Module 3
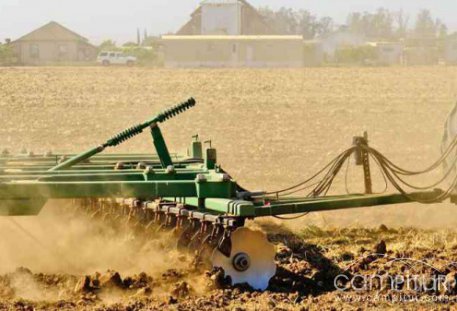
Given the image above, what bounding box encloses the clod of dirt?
[267,298,276,308]
[206,267,231,289]
[374,240,387,255]
[74,276,92,293]
[167,296,178,305]
[171,281,191,298]
[13,300,34,311]
[378,224,389,232]
[232,282,254,292]
[98,271,124,289]
[339,251,354,262]
[161,269,184,282]
[276,243,293,260]
[123,272,152,289]
[14,267,33,276]
[55,300,77,309]
[131,286,152,298]
[77,292,98,306]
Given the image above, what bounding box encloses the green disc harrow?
[0,98,454,290]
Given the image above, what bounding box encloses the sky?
[0,0,456,44]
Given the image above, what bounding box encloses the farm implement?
[1,98,456,290]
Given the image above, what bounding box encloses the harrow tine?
[217,229,233,258]
[187,229,204,253]
[177,220,200,252]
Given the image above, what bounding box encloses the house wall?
[177,1,272,35]
[404,46,439,65]
[201,2,242,35]
[12,40,96,65]
[162,37,303,68]
[445,40,457,64]
[303,41,323,66]
[376,43,403,65]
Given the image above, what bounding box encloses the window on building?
[109,52,116,57]
[30,44,40,59]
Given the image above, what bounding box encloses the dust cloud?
[0,200,189,276]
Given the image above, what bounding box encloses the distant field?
[1,66,457,227]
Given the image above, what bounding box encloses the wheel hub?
[232,252,251,272]
[211,227,276,291]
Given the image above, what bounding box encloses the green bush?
[122,46,158,66]
[0,44,15,65]
[335,45,377,64]
[98,40,119,52]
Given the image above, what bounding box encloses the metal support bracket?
[150,123,173,168]
[353,131,373,194]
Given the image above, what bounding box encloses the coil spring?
[105,124,145,147]
[104,98,196,147]
[156,97,196,123]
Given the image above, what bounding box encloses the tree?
[258,6,334,38]
[316,17,334,36]
[136,28,141,46]
[257,5,448,42]
[143,29,148,43]
[437,19,448,39]
[122,46,158,66]
[123,41,138,47]
[99,40,117,51]
[142,36,160,48]
[347,8,395,40]
[414,9,437,39]
[297,10,317,39]
[393,10,409,39]
[374,8,395,39]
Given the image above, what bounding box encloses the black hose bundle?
[262,135,457,205]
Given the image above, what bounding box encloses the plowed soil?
[1,66,457,310]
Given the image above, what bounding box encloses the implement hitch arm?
[49,98,196,171]
[172,190,445,218]
[254,190,444,217]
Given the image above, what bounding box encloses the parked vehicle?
[97,51,137,66]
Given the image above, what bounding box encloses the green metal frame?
[0,99,446,218]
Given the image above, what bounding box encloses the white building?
[368,42,404,65]
[201,0,242,35]
[177,0,273,36]
[161,35,304,68]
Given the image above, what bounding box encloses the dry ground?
[0,66,457,310]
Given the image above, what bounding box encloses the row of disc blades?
[76,198,276,291]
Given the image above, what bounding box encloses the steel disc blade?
[176,225,194,251]
[211,227,276,291]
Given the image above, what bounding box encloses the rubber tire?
[102,60,110,66]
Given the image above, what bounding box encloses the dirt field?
[0,66,457,310]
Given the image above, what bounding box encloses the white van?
[97,51,137,66]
